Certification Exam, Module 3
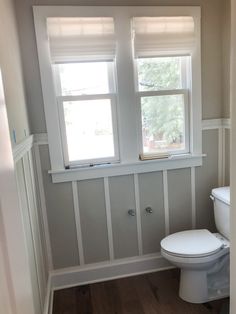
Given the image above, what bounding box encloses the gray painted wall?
[139,171,165,254]
[195,130,218,230]
[78,178,110,263]
[109,175,139,259]
[40,145,79,269]
[168,168,192,234]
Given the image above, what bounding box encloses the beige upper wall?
[0,0,30,145]
[222,0,231,118]
[14,0,227,133]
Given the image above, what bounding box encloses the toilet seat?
[161,229,223,258]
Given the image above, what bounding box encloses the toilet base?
[179,269,208,303]
[179,253,230,303]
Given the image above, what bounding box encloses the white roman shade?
[47,17,116,63]
[132,16,196,57]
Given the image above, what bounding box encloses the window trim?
[33,6,202,181]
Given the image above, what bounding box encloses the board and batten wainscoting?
[12,118,230,314]
[13,135,49,314]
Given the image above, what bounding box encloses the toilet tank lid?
[212,186,230,205]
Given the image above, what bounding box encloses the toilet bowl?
[161,186,230,304]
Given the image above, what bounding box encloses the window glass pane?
[141,94,186,154]
[63,99,115,162]
[55,62,112,96]
[137,56,186,91]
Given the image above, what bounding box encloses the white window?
[33,7,202,182]
[132,16,195,159]
[47,17,119,167]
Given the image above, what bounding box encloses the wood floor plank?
[75,285,93,314]
[116,277,145,314]
[90,281,123,314]
[53,270,229,314]
[131,275,163,314]
[53,287,77,314]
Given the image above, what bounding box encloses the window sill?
[49,153,205,183]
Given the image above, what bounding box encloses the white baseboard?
[50,253,172,291]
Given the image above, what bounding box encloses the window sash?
[53,60,119,167]
[134,55,190,158]
[57,94,120,166]
[137,89,190,158]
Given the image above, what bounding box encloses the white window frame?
[33,6,202,182]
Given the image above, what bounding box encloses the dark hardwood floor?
[52,269,229,314]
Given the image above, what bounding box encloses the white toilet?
[161,186,230,304]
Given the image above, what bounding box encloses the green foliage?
[138,57,181,91]
[138,57,184,146]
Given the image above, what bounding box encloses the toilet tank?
[211,187,230,239]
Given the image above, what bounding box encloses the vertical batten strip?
[134,174,143,256]
[28,151,47,287]
[72,181,85,265]
[218,128,224,187]
[104,177,114,260]
[163,170,170,236]
[222,127,226,186]
[191,167,196,229]
[34,145,53,270]
[21,155,43,311]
